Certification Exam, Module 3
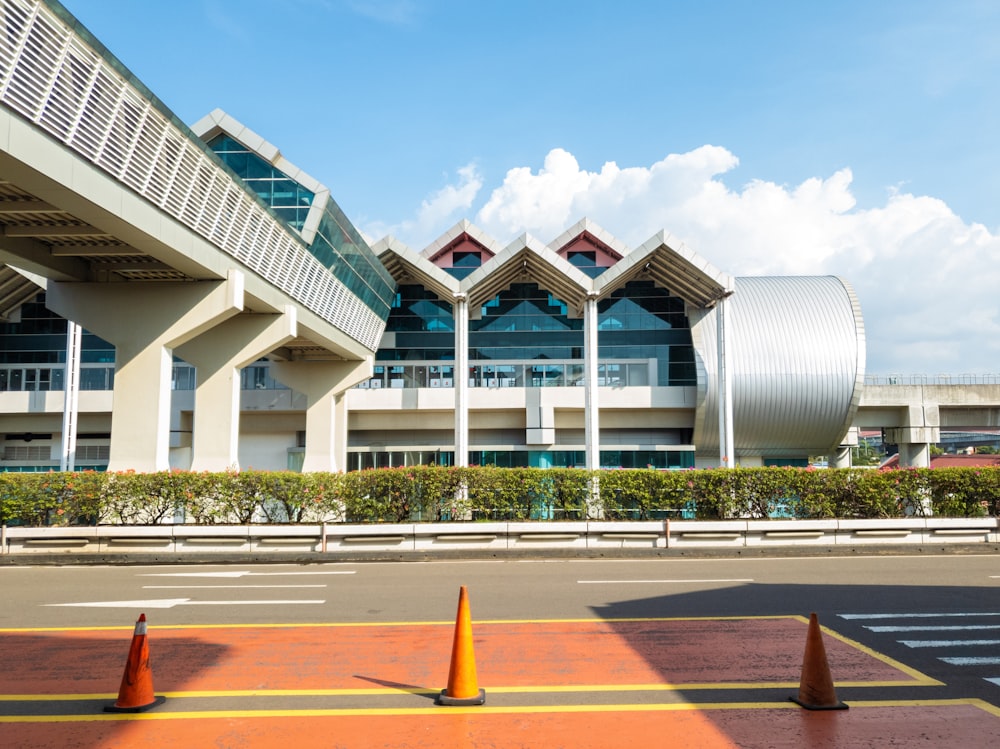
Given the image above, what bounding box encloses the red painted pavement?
[0,618,914,695]
[5,704,1000,748]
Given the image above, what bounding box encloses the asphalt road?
[3,553,1000,747]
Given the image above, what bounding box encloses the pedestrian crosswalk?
[839,612,1000,688]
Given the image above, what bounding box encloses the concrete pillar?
[454,294,469,467]
[583,294,599,471]
[716,294,735,468]
[829,426,858,468]
[175,307,297,471]
[46,272,244,472]
[269,358,371,472]
[829,445,852,469]
[884,427,939,468]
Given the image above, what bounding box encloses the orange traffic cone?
[104,613,166,713]
[437,585,486,706]
[790,612,848,710]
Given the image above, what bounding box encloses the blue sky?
[61,0,1000,375]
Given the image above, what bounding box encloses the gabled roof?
[548,218,628,261]
[595,230,734,308]
[372,236,459,302]
[461,234,594,318]
[422,220,501,264]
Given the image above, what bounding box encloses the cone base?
[104,695,166,713]
[789,695,848,711]
[437,688,486,706]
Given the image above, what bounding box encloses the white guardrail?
[1,518,998,556]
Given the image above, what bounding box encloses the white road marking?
[45,598,325,608]
[577,579,753,584]
[867,624,1000,632]
[841,612,1000,620]
[941,657,1000,666]
[900,639,1000,648]
[138,570,355,578]
[142,585,327,589]
[986,678,1000,687]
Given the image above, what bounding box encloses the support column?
[60,321,82,472]
[829,446,852,469]
[829,427,858,469]
[583,294,600,471]
[46,272,244,472]
[886,427,938,468]
[175,307,297,472]
[717,294,735,468]
[270,358,371,472]
[454,294,469,467]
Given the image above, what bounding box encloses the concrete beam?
[46,271,245,471]
[176,307,297,472]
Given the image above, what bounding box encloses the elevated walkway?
[0,0,395,471]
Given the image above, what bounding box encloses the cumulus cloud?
[363,163,482,246]
[379,146,1000,375]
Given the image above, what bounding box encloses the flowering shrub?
[1,466,999,527]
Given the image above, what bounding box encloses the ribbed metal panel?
[0,0,386,351]
[692,276,865,458]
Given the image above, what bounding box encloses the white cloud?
[363,163,482,246]
[384,146,1000,375]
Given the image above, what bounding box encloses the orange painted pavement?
[5,704,1000,749]
[0,618,917,695]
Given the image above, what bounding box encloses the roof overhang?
[374,236,460,302]
[595,231,734,308]
[461,234,594,318]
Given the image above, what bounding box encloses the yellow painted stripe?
[811,616,943,686]
[0,614,801,634]
[0,678,937,702]
[2,698,997,723]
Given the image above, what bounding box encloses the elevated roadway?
[0,0,394,472]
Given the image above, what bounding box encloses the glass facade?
[370,280,695,388]
[599,282,696,386]
[346,449,693,470]
[0,295,115,392]
[356,268,699,469]
[206,134,396,321]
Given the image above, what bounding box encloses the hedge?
[1,466,999,527]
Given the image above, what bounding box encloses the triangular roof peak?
[461,233,594,319]
[375,235,459,302]
[548,218,628,261]
[422,220,501,264]
[191,109,325,196]
[595,230,734,309]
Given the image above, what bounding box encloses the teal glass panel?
[206,134,395,322]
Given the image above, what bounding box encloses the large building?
[0,0,867,473]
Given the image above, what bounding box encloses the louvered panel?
[1,0,388,351]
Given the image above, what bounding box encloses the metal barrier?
[2,518,997,556]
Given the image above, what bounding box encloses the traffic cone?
[437,585,486,706]
[790,612,848,710]
[104,613,166,713]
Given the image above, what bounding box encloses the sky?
[60,0,1000,376]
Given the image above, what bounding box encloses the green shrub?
[3,465,1000,527]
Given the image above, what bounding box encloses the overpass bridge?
[0,0,395,472]
[853,375,1000,467]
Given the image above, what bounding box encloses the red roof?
[880,453,1000,469]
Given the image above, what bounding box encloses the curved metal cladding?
[691,276,866,459]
